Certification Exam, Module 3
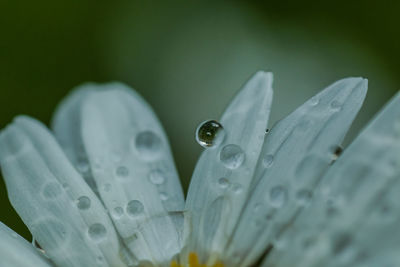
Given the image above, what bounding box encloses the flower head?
[0,72,399,267]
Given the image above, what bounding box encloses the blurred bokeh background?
[1,0,399,239]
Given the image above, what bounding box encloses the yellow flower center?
[170,252,224,267]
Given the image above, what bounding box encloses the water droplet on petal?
[262,154,274,168]
[296,189,312,206]
[217,177,229,189]
[77,196,91,210]
[148,169,166,185]
[116,166,129,178]
[231,183,243,194]
[88,223,107,242]
[126,200,144,217]
[42,182,62,199]
[103,183,112,192]
[196,120,226,148]
[76,159,90,173]
[134,131,162,159]
[111,207,124,219]
[330,100,342,111]
[269,185,287,208]
[309,96,319,106]
[159,192,168,201]
[220,144,245,169]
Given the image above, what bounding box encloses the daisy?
[0,71,399,267]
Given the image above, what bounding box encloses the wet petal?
[224,78,367,266]
[78,83,184,264]
[0,117,129,267]
[0,222,53,267]
[51,84,98,194]
[184,71,273,263]
[262,92,400,267]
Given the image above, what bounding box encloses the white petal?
[0,117,129,267]
[262,92,400,267]
[51,84,98,193]
[184,71,273,263]
[0,222,54,267]
[79,83,184,264]
[224,78,367,266]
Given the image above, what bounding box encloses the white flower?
[1,72,399,267]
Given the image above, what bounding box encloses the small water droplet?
[196,120,226,148]
[217,177,229,189]
[42,182,62,199]
[220,144,245,169]
[330,100,342,111]
[88,223,107,242]
[309,96,319,106]
[159,192,168,201]
[269,185,287,208]
[296,189,312,206]
[231,183,243,194]
[116,166,129,178]
[332,146,343,161]
[265,128,270,134]
[77,196,91,210]
[126,200,144,217]
[262,154,274,168]
[148,169,166,185]
[76,160,89,173]
[134,131,162,159]
[112,207,124,219]
[103,183,112,192]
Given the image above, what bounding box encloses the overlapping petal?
[0,116,128,267]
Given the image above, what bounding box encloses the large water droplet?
[126,200,144,217]
[77,196,91,210]
[196,120,226,148]
[116,166,129,178]
[42,182,62,199]
[135,131,162,159]
[148,169,166,185]
[88,223,107,242]
[220,144,245,169]
[330,100,342,111]
[269,185,288,208]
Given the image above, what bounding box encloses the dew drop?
[88,223,107,242]
[159,192,168,201]
[116,166,129,178]
[332,146,343,161]
[126,200,144,217]
[269,185,288,208]
[220,144,245,169]
[76,160,89,174]
[296,189,312,206]
[196,120,226,148]
[77,196,91,210]
[231,183,243,194]
[148,169,166,185]
[309,96,319,106]
[42,182,62,199]
[330,100,342,111]
[135,131,162,159]
[103,183,112,192]
[112,207,124,219]
[262,154,274,168]
[217,177,229,189]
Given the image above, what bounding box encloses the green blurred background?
[1,0,399,239]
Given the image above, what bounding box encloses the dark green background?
[1,0,399,240]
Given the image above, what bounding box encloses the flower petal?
[223,78,367,266]
[0,222,54,267]
[51,84,98,194]
[0,117,129,267]
[184,71,273,262]
[262,92,400,267]
[78,83,184,264]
